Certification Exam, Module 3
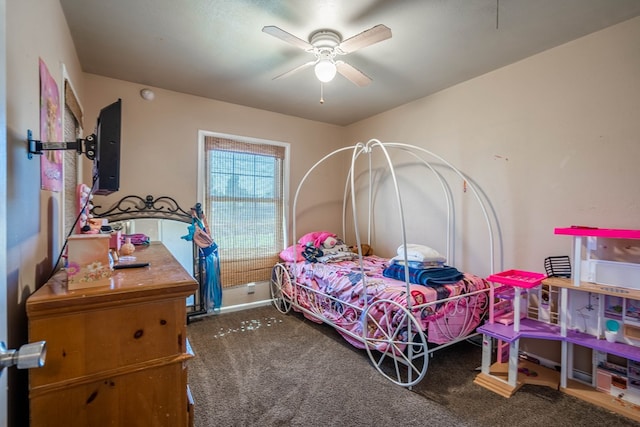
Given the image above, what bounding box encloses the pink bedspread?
[283,255,489,348]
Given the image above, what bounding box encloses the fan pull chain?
[320,82,325,104]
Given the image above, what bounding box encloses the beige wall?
[81,75,348,244]
[345,16,640,275]
[5,0,85,424]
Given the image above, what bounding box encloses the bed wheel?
[362,299,429,387]
[270,263,293,314]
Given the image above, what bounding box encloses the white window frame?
[197,130,291,283]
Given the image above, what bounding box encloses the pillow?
[279,244,305,262]
[322,236,338,248]
[396,243,446,263]
[298,231,337,248]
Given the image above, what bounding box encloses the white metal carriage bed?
[270,139,502,387]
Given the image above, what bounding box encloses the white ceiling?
[59,0,640,126]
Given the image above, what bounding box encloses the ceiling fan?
[262,24,392,87]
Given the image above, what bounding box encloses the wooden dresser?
[26,242,198,427]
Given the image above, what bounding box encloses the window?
[202,133,288,287]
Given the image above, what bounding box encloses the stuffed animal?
[350,243,373,256]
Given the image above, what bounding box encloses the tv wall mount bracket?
[27,129,97,160]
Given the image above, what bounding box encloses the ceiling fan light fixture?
[264,24,391,87]
[314,59,337,83]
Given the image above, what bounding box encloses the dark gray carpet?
[187,306,639,427]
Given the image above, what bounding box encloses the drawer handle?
[133,329,144,339]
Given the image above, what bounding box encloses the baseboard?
[188,299,274,321]
[218,299,273,314]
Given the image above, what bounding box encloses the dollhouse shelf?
[554,227,640,292]
[485,270,545,328]
[555,227,640,239]
[487,270,546,288]
[544,277,640,300]
[479,318,640,361]
[476,226,640,423]
[478,318,560,343]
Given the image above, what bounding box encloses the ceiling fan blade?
[336,61,371,87]
[338,24,392,54]
[272,60,316,80]
[262,26,312,51]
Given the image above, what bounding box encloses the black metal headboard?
[91,194,207,320]
[91,194,192,223]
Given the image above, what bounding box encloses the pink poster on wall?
[39,58,63,192]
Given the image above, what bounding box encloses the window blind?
[64,80,83,127]
[204,136,285,287]
[63,105,79,236]
[63,79,82,236]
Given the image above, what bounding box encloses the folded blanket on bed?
[390,257,445,269]
[382,263,463,286]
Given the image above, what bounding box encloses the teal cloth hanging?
[182,206,222,311]
[203,244,221,311]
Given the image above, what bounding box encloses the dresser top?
[27,242,198,316]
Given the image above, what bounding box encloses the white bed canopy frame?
[271,139,502,387]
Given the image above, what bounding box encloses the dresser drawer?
[30,361,189,427]
[29,298,186,388]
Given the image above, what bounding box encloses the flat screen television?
[90,98,122,195]
[27,98,122,194]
